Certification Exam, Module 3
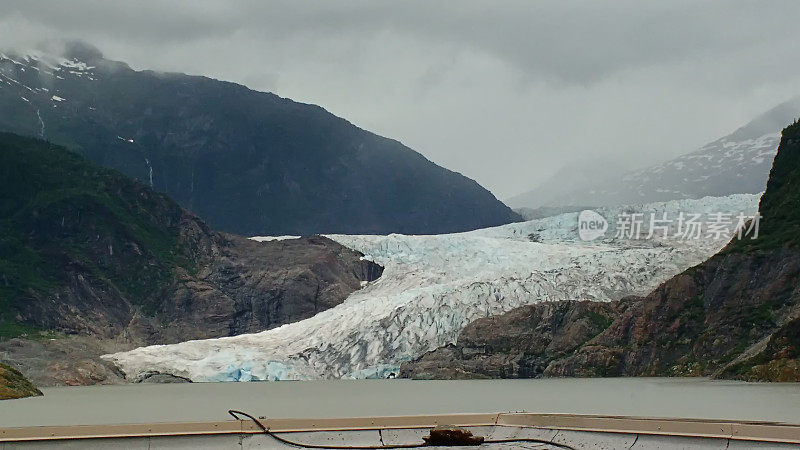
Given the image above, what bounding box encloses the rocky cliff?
[0,133,382,385]
[402,120,800,382]
[400,301,618,379]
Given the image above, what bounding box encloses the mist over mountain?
[0,42,521,236]
[508,98,800,209]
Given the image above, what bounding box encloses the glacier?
[103,194,760,382]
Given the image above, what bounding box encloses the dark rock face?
[404,120,800,382]
[545,249,800,380]
[400,301,617,379]
[0,133,382,385]
[152,234,383,343]
[0,45,521,236]
[137,372,191,383]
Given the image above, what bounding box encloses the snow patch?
[144,158,153,187]
[250,236,302,242]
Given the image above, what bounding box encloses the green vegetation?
[682,294,705,322]
[0,362,42,400]
[727,119,800,254]
[586,309,614,333]
[720,317,800,381]
[0,133,194,337]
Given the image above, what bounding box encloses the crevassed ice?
[103,194,760,382]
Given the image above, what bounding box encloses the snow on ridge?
[58,58,94,71]
[103,194,761,382]
[250,235,302,242]
[1,50,96,80]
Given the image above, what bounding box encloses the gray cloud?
[2,0,799,197]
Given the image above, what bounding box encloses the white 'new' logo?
[578,210,608,241]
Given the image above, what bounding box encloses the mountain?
[0,43,521,236]
[507,98,800,209]
[402,119,800,382]
[0,132,381,385]
[102,193,759,382]
[506,158,633,209]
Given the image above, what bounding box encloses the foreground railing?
[1,412,798,446]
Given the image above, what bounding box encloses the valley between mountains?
[1,43,799,394]
[105,192,760,381]
[105,121,800,383]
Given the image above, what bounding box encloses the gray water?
[1,378,799,428]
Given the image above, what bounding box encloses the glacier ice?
[103,194,760,382]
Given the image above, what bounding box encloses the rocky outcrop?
[0,133,382,385]
[150,233,383,343]
[0,336,126,387]
[545,248,800,380]
[0,362,42,400]
[400,301,617,379]
[403,120,800,382]
[1,235,384,388]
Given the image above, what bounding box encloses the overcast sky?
[2,1,799,198]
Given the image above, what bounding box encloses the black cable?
[229,409,422,449]
[228,409,578,449]
[482,438,576,449]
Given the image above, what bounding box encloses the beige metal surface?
[1,413,799,444]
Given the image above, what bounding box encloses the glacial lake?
[2,378,799,428]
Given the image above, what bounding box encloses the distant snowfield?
[104,194,760,382]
